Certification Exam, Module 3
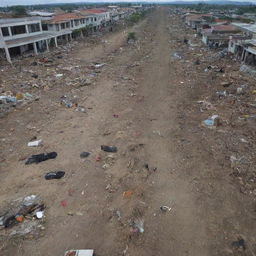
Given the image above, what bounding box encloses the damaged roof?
[211,24,241,33]
[46,13,83,24]
[232,23,256,34]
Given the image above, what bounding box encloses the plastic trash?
[160,206,172,212]
[132,219,144,233]
[64,249,94,256]
[203,115,220,127]
[0,95,17,104]
[203,119,214,126]
[45,171,65,180]
[36,211,44,219]
[94,63,105,68]
[27,139,42,147]
[80,152,90,158]
[25,152,57,165]
[101,145,117,152]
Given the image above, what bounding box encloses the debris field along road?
[1,8,255,256]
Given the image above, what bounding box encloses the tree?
[11,6,27,17]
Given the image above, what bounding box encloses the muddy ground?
[1,8,256,256]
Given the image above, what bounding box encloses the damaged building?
[0,17,58,63]
[201,24,241,48]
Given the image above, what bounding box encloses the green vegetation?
[10,5,27,17]
[72,25,92,38]
[127,32,136,42]
[127,11,147,25]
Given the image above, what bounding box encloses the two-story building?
[79,9,110,31]
[0,17,57,63]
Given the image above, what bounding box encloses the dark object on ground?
[144,164,149,170]
[231,238,246,250]
[184,38,188,44]
[45,171,65,180]
[31,74,38,79]
[101,145,117,153]
[195,59,200,65]
[80,152,90,158]
[25,152,57,165]
[4,216,17,228]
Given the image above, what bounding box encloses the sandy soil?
[1,8,256,256]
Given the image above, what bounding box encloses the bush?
[127,32,136,42]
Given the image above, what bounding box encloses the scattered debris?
[203,115,221,128]
[172,52,182,59]
[160,206,172,212]
[64,249,94,256]
[55,73,64,78]
[94,63,106,68]
[45,171,65,180]
[130,219,144,233]
[0,195,45,235]
[231,238,246,251]
[27,139,42,147]
[25,152,57,165]
[80,152,90,158]
[123,190,133,199]
[60,200,68,208]
[101,145,118,153]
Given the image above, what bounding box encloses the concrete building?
[202,24,241,48]
[232,23,256,39]
[79,9,111,30]
[0,17,57,63]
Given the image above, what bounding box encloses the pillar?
[65,34,69,41]
[54,37,58,47]
[4,47,12,64]
[39,22,43,32]
[46,39,49,52]
[8,27,12,36]
[25,24,29,34]
[244,51,249,64]
[69,33,72,41]
[33,42,38,55]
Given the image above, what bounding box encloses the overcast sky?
[0,0,255,7]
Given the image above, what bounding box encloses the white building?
[0,17,57,63]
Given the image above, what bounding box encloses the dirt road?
[1,8,255,256]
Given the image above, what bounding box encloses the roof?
[202,33,232,40]
[80,8,108,15]
[0,16,43,26]
[212,24,240,32]
[47,13,83,24]
[186,14,212,21]
[232,22,256,34]
[29,11,54,17]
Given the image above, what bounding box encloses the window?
[42,24,48,31]
[91,18,93,22]
[66,22,70,28]
[1,27,9,36]
[75,20,79,26]
[94,17,97,22]
[61,23,65,30]
[11,25,26,35]
[28,23,40,33]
